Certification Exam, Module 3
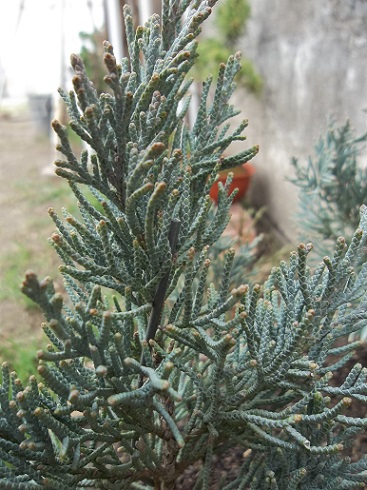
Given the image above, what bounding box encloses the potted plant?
[209,161,256,203]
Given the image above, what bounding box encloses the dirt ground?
[0,104,65,343]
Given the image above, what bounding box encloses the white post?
[139,0,161,24]
[104,0,124,60]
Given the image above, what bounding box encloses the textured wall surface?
[233,0,367,241]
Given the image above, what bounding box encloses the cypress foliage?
[0,1,366,488]
[290,119,367,259]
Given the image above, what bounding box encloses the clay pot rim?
[218,162,256,179]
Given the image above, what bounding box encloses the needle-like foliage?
[290,119,367,259]
[0,1,366,489]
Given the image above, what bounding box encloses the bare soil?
[0,108,63,342]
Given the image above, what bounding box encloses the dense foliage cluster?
[0,1,366,488]
[290,119,367,259]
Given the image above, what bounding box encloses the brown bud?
[68,389,80,404]
[70,53,83,69]
[96,365,108,377]
[51,233,61,243]
[51,119,62,131]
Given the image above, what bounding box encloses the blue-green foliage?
[290,119,367,258]
[0,1,366,489]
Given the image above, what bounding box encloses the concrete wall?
[232,0,367,241]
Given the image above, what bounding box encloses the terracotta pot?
[209,163,256,204]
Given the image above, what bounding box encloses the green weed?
[0,243,38,308]
[0,337,45,384]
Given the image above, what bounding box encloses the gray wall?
[233,0,367,241]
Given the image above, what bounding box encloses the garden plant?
[193,0,262,94]
[290,120,367,342]
[0,1,366,488]
[290,118,367,261]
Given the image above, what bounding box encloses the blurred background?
[0,0,366,378]
[0,1,162,98]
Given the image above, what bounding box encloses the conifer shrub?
[290,118,367,260]
[290,119,367,341]
[0,1,366,488]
